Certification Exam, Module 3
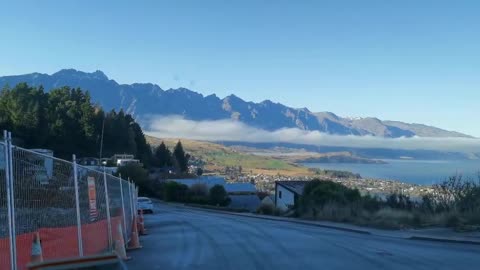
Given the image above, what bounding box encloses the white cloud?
[144,115,480,153]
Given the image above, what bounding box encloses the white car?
[137,197,154,214]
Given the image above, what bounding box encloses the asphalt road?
[127,203,480,270]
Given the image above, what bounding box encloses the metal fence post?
[132,181,136,221]
[5,131,17,270]
[72,154,84,257]
[135,186,139,214]
[127,178,134,224]
[103,167,113,250]
[119,175,127,242]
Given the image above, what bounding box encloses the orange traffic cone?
[115,223,131,261]
[138,210,148,235]
[128,216,142,250]
[31,232,43,264]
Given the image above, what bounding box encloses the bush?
[257,204,274,215]
[209,185,230,206]
[188,183,208,197]
[446,214,461,228]
[386,193,415,210]
[163,181,189,202]
[432,175,480,212]
[300,179,362,212]
[360,194,382,212]
[116,164,151,196]
[185,183,209,204]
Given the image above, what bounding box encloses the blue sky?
[1,0,479,136]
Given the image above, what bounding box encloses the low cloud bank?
[144,115,480,153]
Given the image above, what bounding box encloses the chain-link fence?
[0,141,12,269]
[0,131,139,270]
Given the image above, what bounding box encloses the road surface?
[127,203,480,270]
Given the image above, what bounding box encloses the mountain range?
[0,69,472,138]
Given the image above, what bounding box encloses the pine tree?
[154,142,172,167]
[173,141,189,173]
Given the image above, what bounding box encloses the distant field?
[145,135,313,176]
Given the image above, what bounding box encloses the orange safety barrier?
[38,227,79,260]
[0,233,35,270]
[0,216,128,270]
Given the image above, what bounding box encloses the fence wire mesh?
[1,141,137,270]
[122,180,133,243]
[11,147,79,267]
[76,165,110,255]
[0,142,11,269]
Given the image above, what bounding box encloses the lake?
[302,159,480,185]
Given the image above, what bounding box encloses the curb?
[408,236,480,246]
[178,204,371,235]
[160,202,480,245]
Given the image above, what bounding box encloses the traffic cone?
[138,210,148,235]
[128,216,142,250]
[31,232,43,264]
[115,223,131,261]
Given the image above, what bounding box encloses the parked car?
[137,197,154,214]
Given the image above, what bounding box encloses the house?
[170,177,261,212]
[168,176,226,189]
[228,195,261,212]
[111,154,141,167]
[28,149,54,184]
[275,181,308,211]
[225,182,259,211]
[224,182,256,195]
[78,157,101,166]
[77,157,118,175]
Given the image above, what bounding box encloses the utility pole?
[99,116,105,161]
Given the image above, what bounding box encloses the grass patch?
[146,136,313,175]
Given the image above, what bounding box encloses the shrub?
[116,164,151,196]
[432,175,479,212]
[209,184,230,206]
[257,204,274,215]
[186,183,209,204]
[386,193,415,210]
[188,183,208,197]
[360,194,382,212]
[300,179,361,212]
[446,215,461,228]
[163,181,189,202]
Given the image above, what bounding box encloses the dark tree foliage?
[154,142,172,167]
[173,141,189,173]
[163,181,189,202]
[116,164,151,196]
[209,184,230,206]
[0,83,153,164]
[300,179,362,212]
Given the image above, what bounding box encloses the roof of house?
[169,176,226,189]
[224,182,257,193]
[276,180,309,195]
[228,195,261,212]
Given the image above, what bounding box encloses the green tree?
[154,142,172,167]
[116,163,150,195]
[0,83,154,166]
[173,141,189,173]
[300,179,361,211]
[209,185,230,206]
[163,181,189,202]
[0,83,49,147]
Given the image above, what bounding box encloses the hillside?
[0,69,473,138]
[145,135,314,176]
